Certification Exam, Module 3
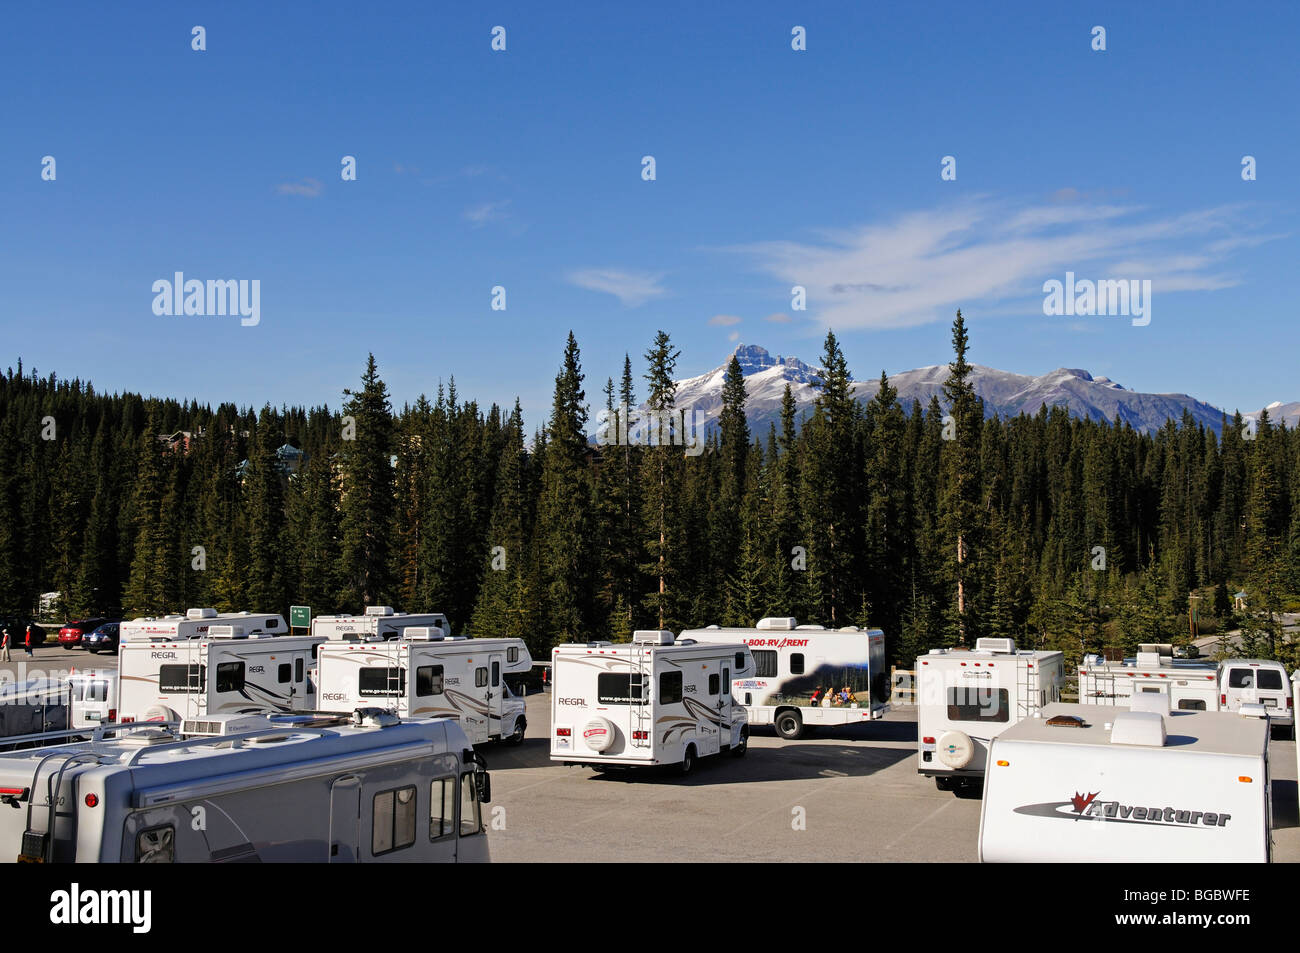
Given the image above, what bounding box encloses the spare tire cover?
[145,705,178,722]
[583,717,617,752]
[936,729,975,769]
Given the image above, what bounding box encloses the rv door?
[328,775,362,863]
[487,654,504,735]
[461,660,491,741]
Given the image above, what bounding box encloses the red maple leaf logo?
[1071,791,1100,813]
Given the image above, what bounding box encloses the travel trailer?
[680,617,889,739]
[119,607,288,643]
[1078,644,1219,712]
[916,638,1065,793]
[311,605,451,642]
[0,710,492,863]
[1219,659,1292,735]
[315,629,532,745]
[978,701,1272,863]
[117,627,326,722]
[551,631,755,775]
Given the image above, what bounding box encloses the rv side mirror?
[475,771,491,803]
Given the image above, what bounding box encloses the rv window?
[946,687,1010,723]
[278,663,291,684]
[460,772,483,836]
[708,674,720,696]
[359,667,406,697]
[431,778,455,839]
[216,662,245,694]
[790,653,805,675]
[136,825,175,864]
[159,664,206,694]
[312,643,319,660]
[722,669,730,699]
[475,667,488,688]
[295,658,304,682]
[372,786,417,856]
[417,665,445,697]
[597,673,645,705]
[752,650,778,678]
[492,662,500,687]
[660,671,683,705]
[89,680,108,702]
[1178,699,1207,711]
[734,652,745,670]
[507,646,519,664]
[1227,668,1254,689]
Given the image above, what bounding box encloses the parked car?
[57,618,112,650]
[82,622,121,655]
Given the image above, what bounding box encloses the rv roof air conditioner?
[756,617,797,631]
[1129,692,1172,717]
[365,606,395,617]
[1138,643,1174,657]
[1110,711,1167,747]
[1135,651,1165,667]
[208,625,246,639]
[632,630,674,645]
[182,713,273,737]
[187,608,219,620]
[974,638,1016,654]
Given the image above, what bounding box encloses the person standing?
[1,624,11,662]
[24,623,35,657]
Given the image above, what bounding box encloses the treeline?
[1,314,1297,670]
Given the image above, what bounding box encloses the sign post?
[289,605,311,634]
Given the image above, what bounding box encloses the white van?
[916,638,1064,793]
[1078,644,1219,712]
[65,671,117,730]
[315,630,532,745]
[680,617,889,739]
[979,701,1272,862]
[1219,659,1292,735]
[312,605,451,642]
[0,710,492,863]
[551,631,755,775]
[118,628,325,722]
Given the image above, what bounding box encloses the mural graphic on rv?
[739,662,889,708]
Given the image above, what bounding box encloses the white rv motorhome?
[316,629,533,745]
[0,710,492,863]
[978,701,1272,863]
[312,605,451,642]
[916,638,1065,792]
[551,631,755,775]
[117,627,326,722]
[119,607,288,642]
[680,617,890,739]
[1219,659,1293,734]
[1078,644,1220,712]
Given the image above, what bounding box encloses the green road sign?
[289,605,311,629]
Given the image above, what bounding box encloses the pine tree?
[338,355,395,608]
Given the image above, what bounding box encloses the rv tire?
[935,776,954,792]
[774,709,803,740]
[733,728,749,757]
[507,718,526,745]
[679,745,698,776]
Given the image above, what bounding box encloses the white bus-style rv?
[680,617,889,739]
[1078,644,1220,712]
[551,631,755,775]
[311,605,451,642]
[117,627,326,723]
[978,701,1272,863]
[316,629,533,745]
[916,638,1064,793]
[0,710,492,863]
[119,607,288,643]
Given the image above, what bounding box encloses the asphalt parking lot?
[485,688,1300,863]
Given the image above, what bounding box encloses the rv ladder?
[1017,657,1037,720]
[629,647,650,748]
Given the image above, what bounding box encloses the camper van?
[117,627,326,723]
[916,638,1064,792]
[66,671,117,730]
[315,629,533,745]
[551,631,755,775]
[1219,659,1293,735]
[1078,644,1220,713]
[0,710,492,863]
[979,701,1272,863]
[312,605,451,642]
[680,617,889,739]
[119,607,288,642]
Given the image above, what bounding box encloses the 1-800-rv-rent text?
[680,617,890,739]
[551,631,755,775]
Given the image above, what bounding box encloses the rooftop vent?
[1046,714,1088,728]
[756,617,796,631]
[632,630,674,645]
[1110,711,1167,747]
[352,708,400,728]
[186,608,219,620]
[365,606,395,617]
[974,638,1016,654]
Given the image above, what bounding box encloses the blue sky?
[2,1,1296,427]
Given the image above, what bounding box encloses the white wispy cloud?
[462,199,512,227]
[709,314,742,326]
[275,178,323,198]
[726,197,1271,330]
[567,268,667,307]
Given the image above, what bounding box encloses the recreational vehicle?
[978,701,1272,863]
[119,607,288,643]
[311,605,451,642]
[680,617,889,739]
[551,631,755,775]
[316,629,532,745]
[0,710,492,863]
[117,627,326,723]
[1219,659,1292,735]
[916,638,1064,792]
[1078,644,1219,712]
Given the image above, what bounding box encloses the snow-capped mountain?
[619,344,1281,439]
